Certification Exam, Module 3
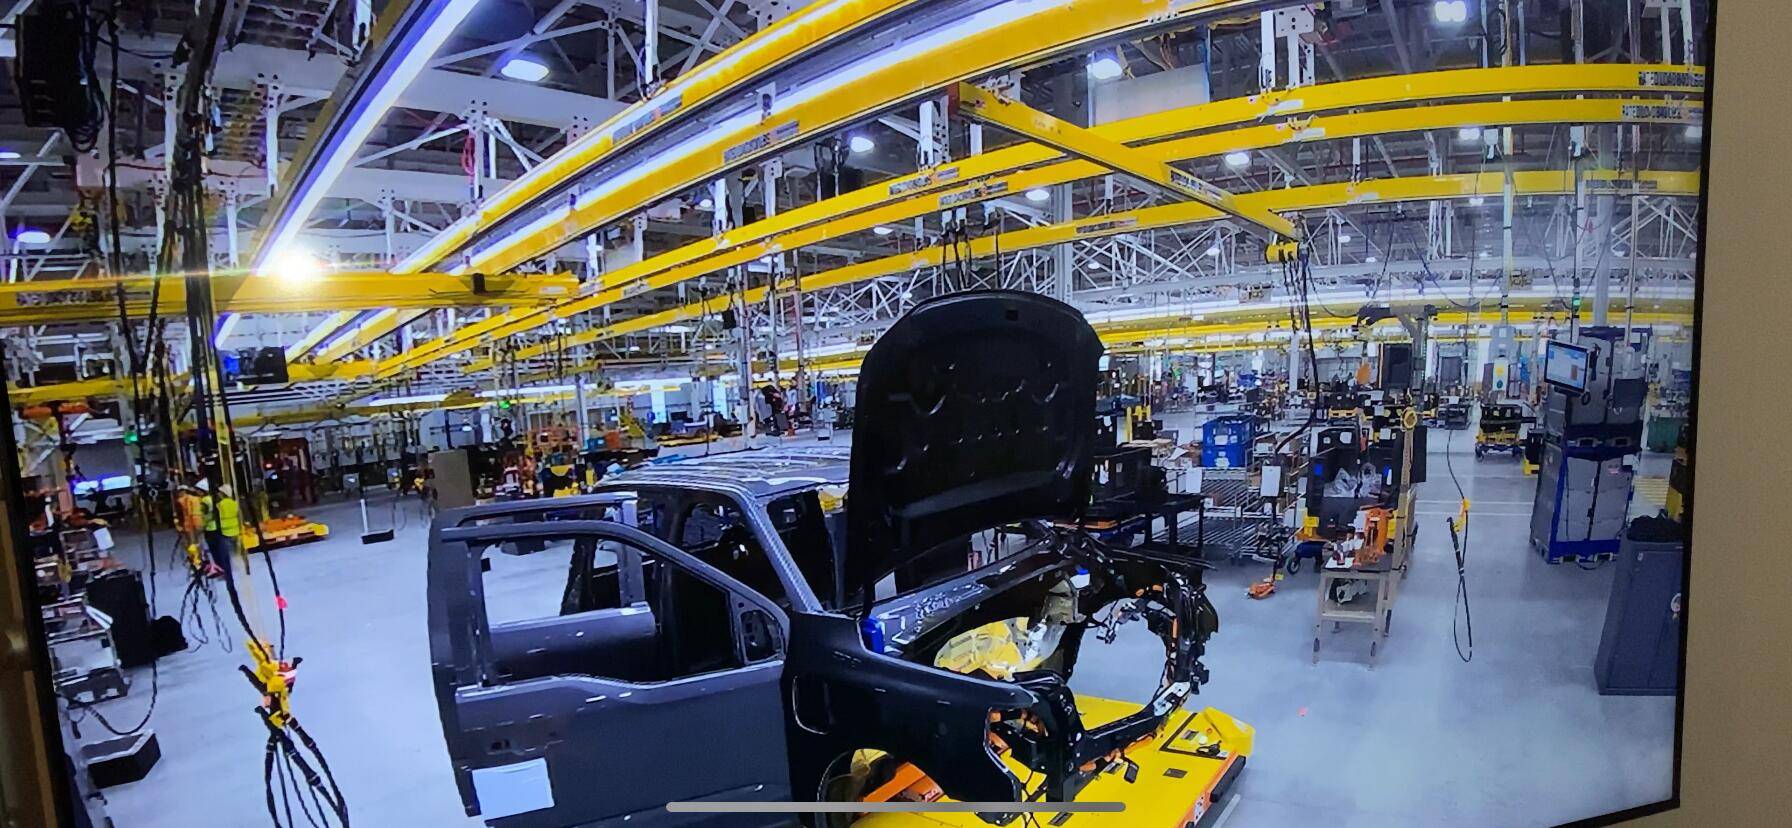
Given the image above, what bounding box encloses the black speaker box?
[84,571,155,667]
[80,731,161,788]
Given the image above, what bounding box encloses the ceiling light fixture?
[1087,50,1124,81]
[499,57,551,83]
[1025,188,1051,202]
[264,247,325,287]
[1224,151,1251,168]
[1468,195,1487,206]
[1433,1,1470,25]
[1457,125,1483,142]
[1338,233,1353,243]
[12,229,52,245]
[0,150,21,160]
[873,226,893,236]
[1204,245,1221,257]
[849,134,875,154]
[1366,255,1378,262]
[1684,123,1703,140]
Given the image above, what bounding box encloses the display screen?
[11,2,1721,828]
[1544,341,1593,391]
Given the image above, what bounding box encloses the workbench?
[854,696,1252,828]
[1312,490,1418,667]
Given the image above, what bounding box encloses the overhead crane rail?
[0,271,579,326]
[465,166,1700,374]
[365,64,1702,378]
[298,0,1342,353]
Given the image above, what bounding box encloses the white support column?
[353,0,374,52]
[761,159,784,393]
[224,186,241,268]
[162,73,179,182]
[644,0,661,85]
[467,104,488,205]
[1052,185,1074,300]
[585,233,603,282]
[1259,13,1276,91]
[380,193,398,265]
[262,80,282,194]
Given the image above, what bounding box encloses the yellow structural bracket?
[951,82,1301,241]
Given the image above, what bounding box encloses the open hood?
[845,290,1104,596]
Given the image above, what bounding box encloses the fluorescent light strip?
[261,0,483,270]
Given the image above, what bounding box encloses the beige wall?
[1636,2,1792,825]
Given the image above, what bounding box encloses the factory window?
[677,499,791,610]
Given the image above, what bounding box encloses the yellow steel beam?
[0,271,578,326]
[394,0,928,273]
[383,86,1700,378]
[283,0,928,354]
[286,311,360,360]
[322,64,1705,369]
[6,360,377,408]
[477,167,1698,376]
[438,58,1702,278]
[763,308,1695,375]
[951,82,1300,240]
[414,0,1305,278]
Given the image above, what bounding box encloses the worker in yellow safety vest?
[174,479,212,575]
[201,482,242,581]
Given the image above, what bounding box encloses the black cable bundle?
[154,2,348,823]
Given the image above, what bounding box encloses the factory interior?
[1,1,1707,827]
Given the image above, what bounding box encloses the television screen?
[3,2,1718,827]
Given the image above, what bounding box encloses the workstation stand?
[1310,403,1424,668]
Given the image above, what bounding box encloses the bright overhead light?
[13,229,52,245]
[1683,123,1703,140]
[873,226,893,236]
[900,290,914,300]
[0,150,20,160]
[1338,233,1353,243]
[1467,195,1487,206]
[1204,245,1221,257]
[627,345,642,352]
[1223,151,1251,168]
[1366,255,1378,262]
[849,134,875,154]
[499,57,550,83]
[1433,1,1470,25]
[1025,188,1051,202]
[663,324,695,334]
[1087,54,1124,81]
[263,247,325,286]
[697,197,714,209]
[1457,126,1483,142]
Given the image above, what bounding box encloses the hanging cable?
[1444,421,1474,663]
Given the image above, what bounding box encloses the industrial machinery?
[1475,403,1527,458]
[1530,329,1647,564]
[425,293,1249,826]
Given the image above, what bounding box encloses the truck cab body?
[427,293,1219,827]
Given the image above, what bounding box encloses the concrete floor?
[76,424,1675,827]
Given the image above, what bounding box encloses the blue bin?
[1201,417,1255,468]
